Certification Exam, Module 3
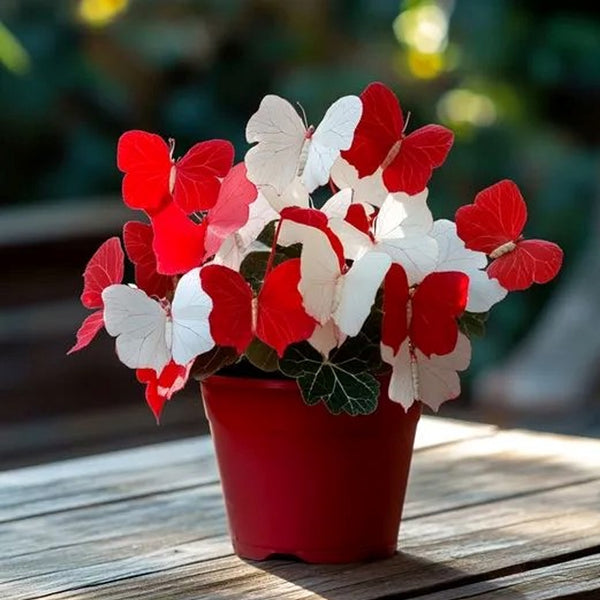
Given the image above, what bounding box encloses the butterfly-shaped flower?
[455,180,563,291]
[102,268,215,374]
[279,208,391,337]
[117,130,234,214]
[200,261,316,357]
[245,94,362,194]
[342,82,454,195]
[382,263,469,359]
[382,335,471,411]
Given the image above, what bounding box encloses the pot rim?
[202,374,298,391]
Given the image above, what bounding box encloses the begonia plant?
[69,82,563,420]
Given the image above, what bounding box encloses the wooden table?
[1,416,599,599]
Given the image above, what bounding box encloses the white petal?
[431,219,486,272]
[297,227,341,324]
[302,96,362,192]
[213,192,277,270]
[382,334,472,413]
[376,235,439,286]
[260,179,309,213]
[102,284,170,373]
[334,252,391,336]
[381,342,416,411]
[430,219,507,311]
[415,334,472,412]
[375,190,433,241]
[245,95,306,193]
[171,268,215,365]
[373,190,438,284]
[321,188,353,219]
[330,158,388,207]
[465,269,508,312]
[328,219,372,261]
[238,191,279,246]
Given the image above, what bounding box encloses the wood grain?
[414,554,600,599]
[0,416,495,524]
[2,422,600,599]
[10,473,600,600]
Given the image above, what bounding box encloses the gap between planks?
[0,416,497,525]
[407,552,600,600]
[10,487,600,600]
[2,429,600,599]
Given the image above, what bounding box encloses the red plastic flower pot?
[201,374,421,564]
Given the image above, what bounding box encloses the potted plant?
[69,82,563,563]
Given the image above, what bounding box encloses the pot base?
[234,540,397,564]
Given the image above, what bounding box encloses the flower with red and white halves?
[382,335,472,411]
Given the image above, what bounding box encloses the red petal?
[383,125,454,195]
[80,237,125,309]
[151,203,207,275]
[345,203,371,235]
[280,206,329,229]
[117,130,172,214]
[137,361,191,422]
[123,221,174,298]
[488,239,563,291]
[67,310,104,354]
[200,264,254,354]
[381,264,410,354]
[174,140,235,213]
[455,180,527,254]
[342,82,404,177]
[256,259,317,357]
[203,163,257,260]
[411,271,469,357]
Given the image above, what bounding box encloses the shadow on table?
[242,551,525,599]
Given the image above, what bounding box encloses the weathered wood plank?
[414,553,600,599]
[2,431,600,599]
[2,427,597,561]
[8,479,600,599]
[0,416,495,523]
[0,438,216,524]
[413,416,496,450]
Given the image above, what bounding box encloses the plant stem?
[265,218,284,277]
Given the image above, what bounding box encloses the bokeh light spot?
[393,3,449,54]
[437,89,497,128]
[78,0,129,28]
[407,48,445,79]
[0,21,31,75]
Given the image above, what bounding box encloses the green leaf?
[458,312,489,339]
[190,346,239,381]
[245,338,279,372]
[280,342,380,415]
[239,251,270,295]
[256,220,277,247]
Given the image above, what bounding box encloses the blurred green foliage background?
[2,0,598,382]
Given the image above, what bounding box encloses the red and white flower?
[69,83,563,417]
